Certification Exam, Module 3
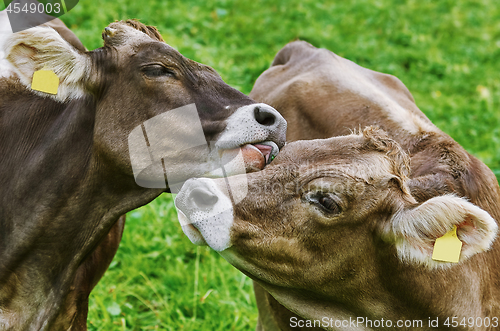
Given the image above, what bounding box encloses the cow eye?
[142,65,174,78]
[305,192,341,215]
[317,195,340,214]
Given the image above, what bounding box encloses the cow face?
[3,20,286,189]
[175,127,497,295]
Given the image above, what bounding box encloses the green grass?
[3,0,499,329]
[86,195,257,330]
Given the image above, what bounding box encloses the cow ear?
[389,195,498,268]
[4,26,90,101]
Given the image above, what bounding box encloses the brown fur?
[0,20,285,330]
[240,41,500,330]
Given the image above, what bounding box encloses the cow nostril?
[254,106,276,126]
[189,188,219,209]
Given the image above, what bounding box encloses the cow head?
[175,127,498,312]
[3,20,286,190]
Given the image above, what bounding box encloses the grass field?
[3,0,499,330]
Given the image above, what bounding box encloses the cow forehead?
[273,136,404,184]
[104,31,199,71]
[132,42,194,66]
[126,42,173,63]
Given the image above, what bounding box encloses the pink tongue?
[253,144,273,163]
[239,144,266,171]
[221,144,273,172]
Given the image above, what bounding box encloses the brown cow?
[0,19,286,330]
[0,13,124,330]
[174,41,500,330]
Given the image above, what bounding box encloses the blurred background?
[2,0,499,329]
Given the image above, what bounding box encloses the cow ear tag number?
[31,69,59,95]
[432,225,462,263]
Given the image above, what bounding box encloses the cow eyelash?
[142,64,175,78]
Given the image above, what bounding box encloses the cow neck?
[256,273,459,331]
[0,86,162,329]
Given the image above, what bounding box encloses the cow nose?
[188,187,219,209]
[254,105,276,126]
[175,178,234,251]
[219,103,287,150]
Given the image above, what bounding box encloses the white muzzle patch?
[175,178,235,252]
[215,103,286,150]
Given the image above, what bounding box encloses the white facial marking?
[216,103,286,149]
[175,178,235,252]
[176,209,208,246]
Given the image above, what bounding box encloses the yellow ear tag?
[31,69,59,95]
[432,225,463,263]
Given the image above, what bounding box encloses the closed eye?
[142,64,175,78]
